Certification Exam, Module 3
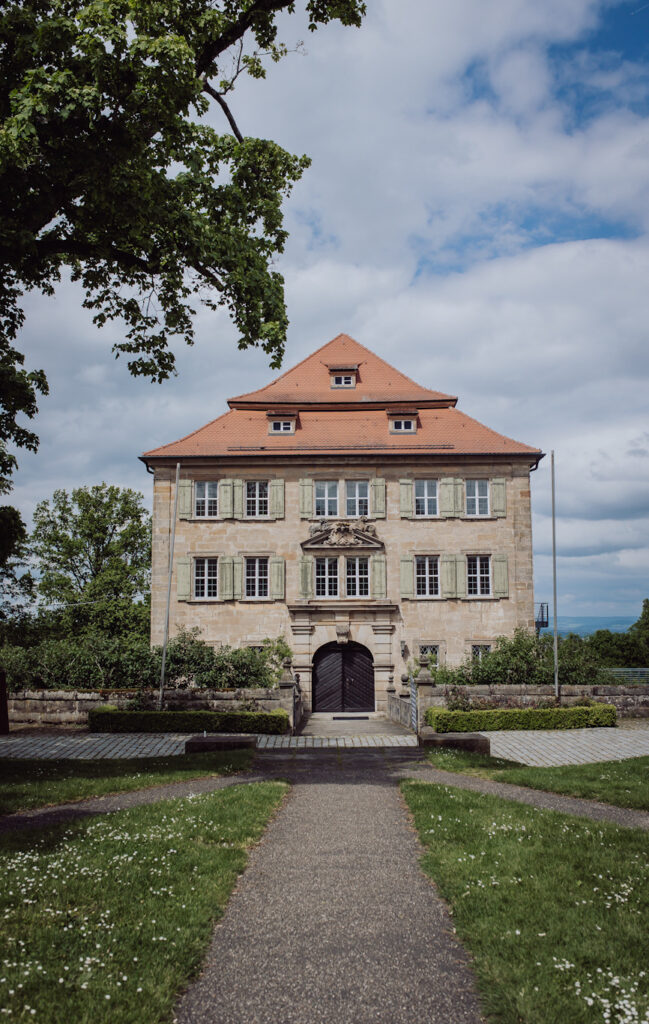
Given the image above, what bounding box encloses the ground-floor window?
[346,556,369,597]
[194,557,218,598]
[245,556,269,598]
[418,643,439,667]
[315,556,339,597]
[471,644,491,661]
[467,554,491,596]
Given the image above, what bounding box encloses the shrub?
[425,703,617,733]
[194,636,292,689]
[88,708,289,735]
[0,634,156,690]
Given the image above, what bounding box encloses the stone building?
[142,334,543,713]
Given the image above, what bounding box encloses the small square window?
[471,644,491,661]
[389,417,416,433]
[270,420,294,434]
[331,373,356,388]
[418,644,439,667]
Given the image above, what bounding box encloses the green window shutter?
[493,554,509,598]
[220,480,234,518]
[371,554,387,598]
[455,555,467,598]
[176,557,191,601]
[299,556,313,598]
[399,479,413,519]
[439,478,456,517]
[299,479,313,519]
[218,557,234,601]
[371,478,386,518]
[270,557,285,600]
[491,478,507,518]
[232,556,243,599]
[454,479,465,516]
[440,554,457,598]
[178,481,192,519]
[233,480,244,520]
[400,555,414,599]
[269,480,285,520]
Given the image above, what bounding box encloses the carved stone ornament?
[303,519,383,551]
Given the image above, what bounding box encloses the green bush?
[0,634,156,690]
[425,703,617,732]
[88,708,289,734]
[194,636,292,689]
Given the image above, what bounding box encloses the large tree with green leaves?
[30,484,151,636]
[0,0,366,491]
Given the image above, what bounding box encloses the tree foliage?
[30,483,151,636]
[0,0,366,486]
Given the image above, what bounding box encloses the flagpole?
[159,462,180,711]
[551,450,559,699]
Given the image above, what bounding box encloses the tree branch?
[195,0,292,77]
[203,80,244,143]
[33,236,157,275]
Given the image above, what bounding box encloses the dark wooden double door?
[312,642,374,712]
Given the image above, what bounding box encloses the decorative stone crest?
[303,518,383,550]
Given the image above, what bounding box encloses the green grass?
[0,781,286,1023]
[403,780,649,1024]
[0,750,253,816]
[425,748,649,810]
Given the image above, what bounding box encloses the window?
[471,644,491,661]
[194,557,218,599]
[414,479,437,516]
[195,482,218,517]
[246,480,269,517]
[270,420,294,433]
[390,418,416,432]
[467,555,491,596]
[415,556,439,597]
[245,557,269,598]
[346,480,369,517]
[315,481,338,517]
[315,557,338,597]
[419,644,439,667]
[346,556,369,597]
[466,479,489,516]
[331,373,355,388]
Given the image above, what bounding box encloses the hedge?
[88,708,290,735]
[424,703,617,733]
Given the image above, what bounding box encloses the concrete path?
[175,750,484,1024]
[483,725,649,766]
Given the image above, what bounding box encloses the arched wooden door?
[312,642,374,712]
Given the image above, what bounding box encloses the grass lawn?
[0,750,253,816]
[425,747,649,811]
[403,780,649,1024]
[0,781,286,1023]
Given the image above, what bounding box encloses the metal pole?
[159,462,181,710]
[551,450,559,698]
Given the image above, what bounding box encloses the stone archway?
[311,641,374,712]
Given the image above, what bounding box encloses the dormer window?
[267,412,296,435]
[331,373,355,388]
[388,412,417,434]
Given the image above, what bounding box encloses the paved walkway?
[483,726,649,766]
[0,732,189,759]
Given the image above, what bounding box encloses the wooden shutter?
[440,554,457,598]
[371,478,386,518]
[233,480,244,520]
[491,479,507,517]
[299,479,313,519]
[439,478,456,517]
[269,480,285,520]
[493,555,509,598]
[371,554,387,598]
[400,555,414,598]
[299,556,313,598]
[455,555,467,598]
[220,479,234,518]
[270,557,285,600]
[177,480,192,519]
[454,479,465,516]
[218,557,233,601]
[399,479,413,519]
[233,556,243,599]
[176,557,191,601]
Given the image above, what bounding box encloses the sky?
[10,0,649,618]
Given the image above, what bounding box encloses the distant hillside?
[541,616,636,638]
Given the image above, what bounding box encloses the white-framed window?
[419,643,439,667]
[415,556,439,597]
[467,555,491,596]
[315,556,339,597]
[471,644,491,661]
[414,479,437,516]
[466,479,489,516]
[245,557,269,598]
[315,481,338,517]
[346,480,369,517]
[331,373,355,388]
[246,480,269,517]
[194,557,218,599]
[390,418,416,433]
[195,481,218,517]
[346,556,369,597]
[269,420,294,434]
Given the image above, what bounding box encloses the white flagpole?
[159,462,180,710]
[551,450,559,698]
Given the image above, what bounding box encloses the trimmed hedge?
[424,703,617,733]
[88,708,290,735]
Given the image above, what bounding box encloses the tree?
[30,484,151,636]
[0,505,35,620]
[0,0,366,488]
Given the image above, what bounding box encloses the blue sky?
[12,0,649,617]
